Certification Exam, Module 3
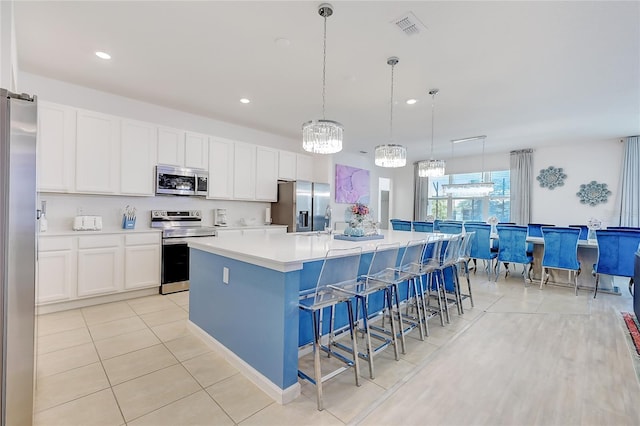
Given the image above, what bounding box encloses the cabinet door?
[278,150,297,181]
[37,102,76,192]
[255,147,278,201]
[120,120,157,196]
[37,250,73,304]
[75,110,120,193]
[233,142,256,200]
[208,137,234,199]
[296,154,313,182]
[184,132,209,170]
[157,127,185,167]
[77,247,121,297]
[124,245,160,290]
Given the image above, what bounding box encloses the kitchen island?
[187,230,430,404]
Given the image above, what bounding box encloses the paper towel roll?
[265,207,271,224]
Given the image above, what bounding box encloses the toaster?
[73,215,103,231]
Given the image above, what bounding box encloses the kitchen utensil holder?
[122,216,136,229]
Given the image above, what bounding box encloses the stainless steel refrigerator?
[271,181,331,232]
[0,89,37,426]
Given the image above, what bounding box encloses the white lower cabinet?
[37,237,75,304]
[124,234,161,290]
[77,235,123,297]
[37,232,160,306]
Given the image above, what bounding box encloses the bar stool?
[418,235,447,328]
[456,231,475,309]
[298,247,362,410]
[539,227,581,295]
[329,243,401,379]
[436,234,463,321]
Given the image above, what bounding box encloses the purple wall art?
[335,164,370,204]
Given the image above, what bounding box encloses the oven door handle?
[162,239,189,246]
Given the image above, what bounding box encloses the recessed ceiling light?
[406,99,418,105]
[95,51,111,60]
[274,38,290,47]
[239,98,251,104]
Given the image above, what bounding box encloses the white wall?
[0,1,18,90]
[531,138,623,227]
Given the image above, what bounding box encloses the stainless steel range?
[151,210,217,294]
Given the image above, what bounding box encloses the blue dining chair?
[438,221,463,234]
[540,227,581,295]
[606,226,640,231]
[463,223,498,280]
[568,225,590,241]
[495,225,534,283]
[527,223,554,238]
[390,219,412,231]
[412,221,434,233]
[593,229,640,298]
[433,219,442,232]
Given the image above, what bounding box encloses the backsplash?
[38,193,270,231]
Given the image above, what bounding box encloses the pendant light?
[442,135,495,196]
[417,89,446,177]
[302,3,343,155]
[375,57,407,168]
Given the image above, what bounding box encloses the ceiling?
[13,1,640,160]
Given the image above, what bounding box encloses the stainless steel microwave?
[156,165,208,196]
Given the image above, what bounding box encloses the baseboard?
[36,287,160,314]
[187,320,300,405]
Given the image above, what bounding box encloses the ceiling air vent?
[391,11,427,36]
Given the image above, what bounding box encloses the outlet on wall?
[223,267,229,284]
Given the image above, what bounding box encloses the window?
[418,170,510,222]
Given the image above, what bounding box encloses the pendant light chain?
[321,13,327,120]
[389,62,395,142]
[430,91,435,159]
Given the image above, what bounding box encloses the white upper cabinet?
[255,147,278,201]
[157,126,185,167]
[75,109,120,194]
[233,142,256,200]
[296,154,313,182]
[184,131,209,170]
[37,101,76,192]
[278,150,297,181]
[120,120,157,196]
[208,137,234,199]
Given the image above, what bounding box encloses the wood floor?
[353,280,640,425]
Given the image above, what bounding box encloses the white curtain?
[618,136,640,226]
[510,149,533,225]
[413,163,428,220]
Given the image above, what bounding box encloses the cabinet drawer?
[78,235,122,249]
[39,237,73,252]
[125,233,160,246]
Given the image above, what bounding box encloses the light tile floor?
[34,275,640,425]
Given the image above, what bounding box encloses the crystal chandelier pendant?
[375,57,406,168]
[374,144,406,167]
[442,181,494,197]
[417,159,446,177]
[302,119,344,154]
[302,4,343,155]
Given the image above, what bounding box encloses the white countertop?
[188,230,437,272]
[39,228,163,237]
[214,224,287,231]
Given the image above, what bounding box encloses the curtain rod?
[510,148,533,154]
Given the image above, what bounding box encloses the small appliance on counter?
[214,208,228,227]
[73,215,103,231]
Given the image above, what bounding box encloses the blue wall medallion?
[536,166,566,189]
[576,181,611,206]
